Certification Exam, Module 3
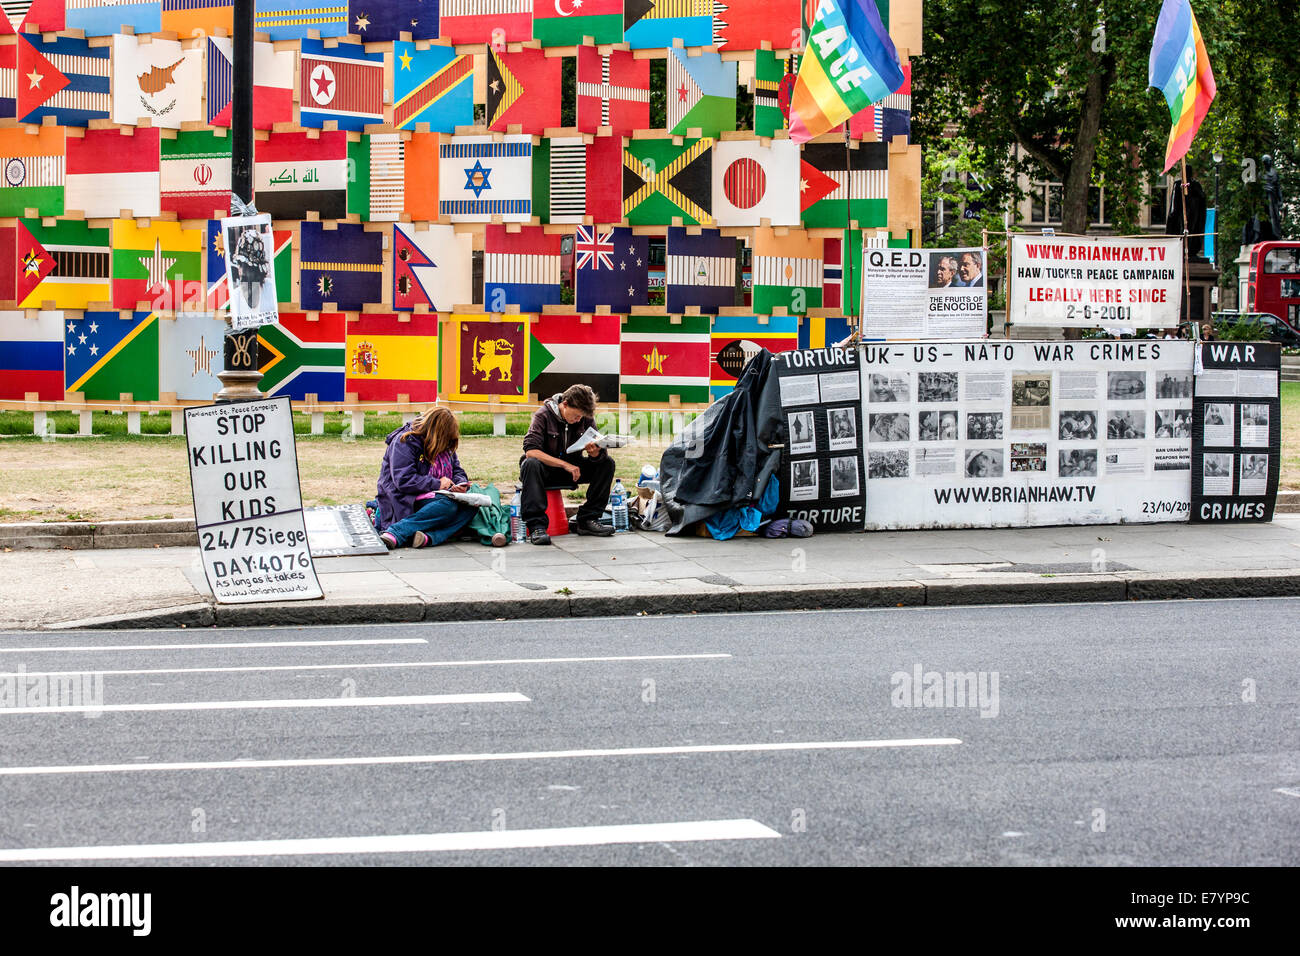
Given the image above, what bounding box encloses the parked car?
[1211,310,1300,346]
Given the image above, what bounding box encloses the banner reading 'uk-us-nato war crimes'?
[1009,236,1183,329]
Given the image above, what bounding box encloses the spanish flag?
[788,0,905,143]
[1148,0,1216,174]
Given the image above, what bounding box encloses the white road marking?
[1274,787,1300,798]
[0,737,960,776]
[0,819,781,862]
[0,638,428,654]
[0,653,731,680]
[0,693,529,716]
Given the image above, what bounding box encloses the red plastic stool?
[545,489,570,537]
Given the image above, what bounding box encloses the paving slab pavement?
[3,516,1300,630]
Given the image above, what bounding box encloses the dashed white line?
[0,638,429,654]
[0,692,529,716]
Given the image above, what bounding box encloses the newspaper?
[566,426,630,454]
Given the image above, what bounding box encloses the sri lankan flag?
[15,218,111,310]
[64,311,159,401]
[257,311,346,401]
[619,314,711,404]
[345,312,438,402]
[111,219,203,311]
[787,0,904,142]
[623,136,713,226]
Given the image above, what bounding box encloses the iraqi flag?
[666,227,737,315]
[298,38,384,132]
[345,312,439,402]
[576,46,649,136]
[574,225,648,315]
[484,224,562,313]
[752,227,823,315]
[619,313,711,403]
[529,313,620,401]
[711,139,799,227]
[0,309,64,400]
[206,36,294,129]
[255,131,349,221]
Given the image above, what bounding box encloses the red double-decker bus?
[1245,240,1300,333]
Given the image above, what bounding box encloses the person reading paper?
[519,384,615,545]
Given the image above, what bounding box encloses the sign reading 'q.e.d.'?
[184,397,322,604]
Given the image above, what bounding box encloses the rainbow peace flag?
[1149,0,1217,173]
[788,0,904,143]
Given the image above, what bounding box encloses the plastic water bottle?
[510,482,525,542]
[611,479,629,532]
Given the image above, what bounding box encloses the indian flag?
[752,228,824,315]
[619,314,711,404]
[0,125,65,217]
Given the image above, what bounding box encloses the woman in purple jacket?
[375,407,476,549]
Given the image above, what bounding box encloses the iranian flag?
[619,314,711,404]
[532,0,622,45]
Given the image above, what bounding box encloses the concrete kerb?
[25,569,1300,630]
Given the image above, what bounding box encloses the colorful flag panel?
[442,315,530,403]
[574,226,648,314]
[619,313,711,403]
[393,42,472,132]
[299,222,384,312]
[64,310,159,400]
[530,313,620,401]
[257,311,347,400]
[484,224,562,313]
[345,312,439,402]
[0,309,64,400]
[576,46,649,136]
[299,38,385,131]
[709,313,798,398]
[666,226,737,315]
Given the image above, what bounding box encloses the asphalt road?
[0,598,1297,866]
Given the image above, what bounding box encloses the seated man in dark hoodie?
[520,384,614,544]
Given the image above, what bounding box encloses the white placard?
[862,247,987,340]
[1009,235,1182,328]
[221,213,280,331]
[185,397,322,603]
[860,340,1195,529]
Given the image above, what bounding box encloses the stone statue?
[1166,170,1208,258]
[1262,154,1284,238]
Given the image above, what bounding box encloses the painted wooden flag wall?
[0,0,922,411]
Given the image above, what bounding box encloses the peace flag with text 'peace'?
[752,227,823,315]
[257,312,346,401]
[345,313,439,402]
[485,224,563,313]
[576,47,649,136]
[574,225,648,314]
[159,311,225,402]
[65,126,160,220]
[666,227,737,316]
[1149,0,1216,173]
[709,313,798,399]
[530,313,621,402]
[487,47,561,136]
[0,310,64,400]
[619,314,711,403]
[298,38,384,132]
[787,0,904,143]
[300,222,384,312]
[14,218,111,310]
[64,311,159,401]
[161,129,232,221]
[533,0,622,46]
[111,219,203,312]
[393,42,472,133]
[349,0,439,41]
[393,224,473,313]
